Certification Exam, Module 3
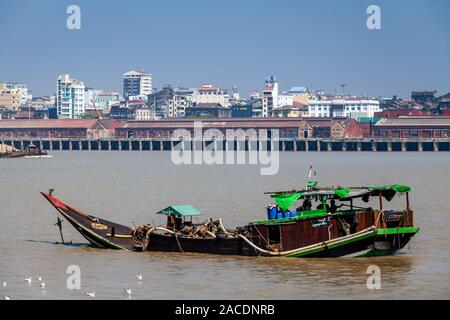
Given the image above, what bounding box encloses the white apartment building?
[168,88,194,118]
[262,76,278,117]
[308,98,381,119]
[277,94,294,108]
[56,74,85,119]
[123,70,152,101]
[192,85,229,107]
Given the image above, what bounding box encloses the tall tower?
[123,70,152,101]
[262,76,278,117]
[56,74,85,119]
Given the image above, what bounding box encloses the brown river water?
[0,152,449,299]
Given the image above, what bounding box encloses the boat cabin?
[247,184,414,254]
[157,205,203,232]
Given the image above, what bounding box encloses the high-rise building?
[123,70,152,101]
[56,74,85,119]
[262,76,278,117]
[168,88,194,118]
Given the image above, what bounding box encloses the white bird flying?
[24,277,32,284]
[124,288,132,296]
[85,292,95,298]
[136,274,143,281]
[40,282,46,289]
[2,282,6,287]
[37,277,43,282]
[4,296,11,300]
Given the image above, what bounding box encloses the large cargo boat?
[41,182,419,258]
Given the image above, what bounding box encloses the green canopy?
[273,193,302,211]
[333,188,351,199]
[157,205,203,217]
[368,185,411,193]
[368,184,411,201]
[270,184,411,206]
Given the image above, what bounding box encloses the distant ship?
[0,144,52,159]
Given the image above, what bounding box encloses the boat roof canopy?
[157,205,203,217]
[268,185,411,211]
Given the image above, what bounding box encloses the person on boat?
[167,214,176,230]
[174,216,183,231]
[303,199,312,211]
[329,200,343,214]
[296,199,311,212]
[316,202,330,211]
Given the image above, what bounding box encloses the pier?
[1,138,449,152]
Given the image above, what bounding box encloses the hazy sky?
[0,0,449,98]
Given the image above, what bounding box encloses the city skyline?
[1,0,449,98]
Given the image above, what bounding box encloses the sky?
[0,0,449,99]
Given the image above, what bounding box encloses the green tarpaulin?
[273,193,302,211]
[368,184,411,201]
[333,188,351,199]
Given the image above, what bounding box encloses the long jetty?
[1,138,449,152]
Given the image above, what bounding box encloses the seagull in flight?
[24,277,32,284]
[136,274,143,281]
[40,282,46,289]
[85,292,95,298]
[4,296,11,300]
[37,277,43,282]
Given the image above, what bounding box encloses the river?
[0,152,449,299]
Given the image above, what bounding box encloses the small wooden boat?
[41,182,419,258]
[1,144,50,159]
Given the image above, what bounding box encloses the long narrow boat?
[1,144,50,159]
[41,182,419,257]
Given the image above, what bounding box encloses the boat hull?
[147,233,257,256]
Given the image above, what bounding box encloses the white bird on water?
[24,277,32,284]
[85,292,95,298]
[40,282,46,289]
[2,281,6,287]
[124,289,132,296]
[136,274,143,281]
[4,296,11,300]
[37,277,43,282]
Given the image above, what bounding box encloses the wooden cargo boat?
[0,144,50,159]
[41,183,419,257]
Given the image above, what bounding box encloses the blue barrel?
[268,208,277,220]
[283,211,291,219]
[291,211,299,218]
[276,211,284,219]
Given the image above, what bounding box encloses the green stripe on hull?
[285,226,418,258]
[376,227,419,235]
